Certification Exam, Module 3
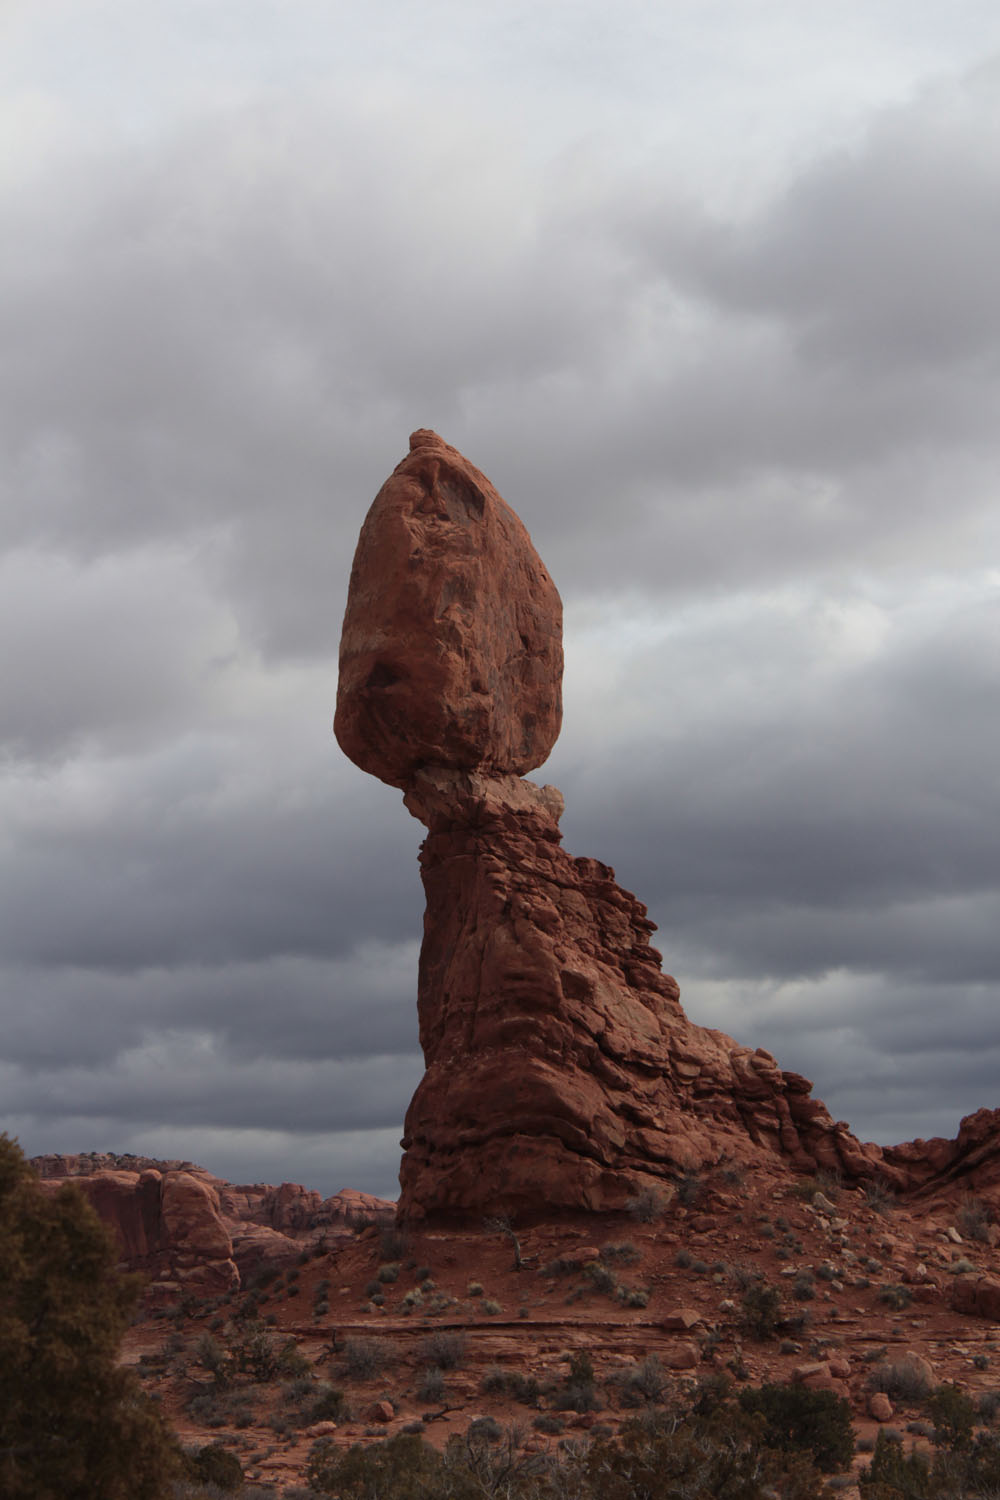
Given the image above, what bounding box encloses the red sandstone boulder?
[335,429,562,788]
[951,1275,1000,1321]
[870,1392,894,1422]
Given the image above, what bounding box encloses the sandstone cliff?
[32,1153,394,1292]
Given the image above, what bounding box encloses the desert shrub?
[229,1320,292,1380]
[739,1382,854,1473]
[729,1261,762,1292]
[309,1384,348,1423]
[419,1331,467,1369]
[482,1299,502,1315]
[867,1356,933,1402]
[974,1353,990,1371]
[627,1187,665,1223]
[194,1332,229,1387]
[377,1261,400,1283]
[740,1282,782,1340]
[340,1337,387,1380]
[877,1283,912,1311]
[481,1367,540,1404]
[601,1241,640,1265]
[617,1285,650,1307]
[533,1412,566,1434]
[185,1444,244,1491]
[416,1367,446,1404]
[926,1382,977,1450]
[859,1429,929,1498]
[554,1351,602,1414]
[957,1195,994,1244]
[282,1375,315,1407]
[466,1415,503,1443]
[815,1263,838,1283]
[863,1179,896,1215]
[979,1390,1000,1421]
[792,1271,816,1301]
[616,1354,669,1408]
[467,1281,484,1296]
[586,1406,829,1500]
[674,1248,693,1269]
[949,1258,977,1275]
[307,1432,442,1497]
[585,1259,619,1295]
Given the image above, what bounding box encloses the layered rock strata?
[336,432,893,1222]
[33,1155,394,1291]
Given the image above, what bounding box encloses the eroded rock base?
[398,773,886,1222]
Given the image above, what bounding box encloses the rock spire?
[336,432,889,1221]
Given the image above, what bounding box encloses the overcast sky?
[2,1,999,1199]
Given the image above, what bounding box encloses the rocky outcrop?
[35,1162,239,1293]
[32,1156,394,1291]
[335,432,894,1223]
[884,1108,1000,1198]
[396,768,887,1219]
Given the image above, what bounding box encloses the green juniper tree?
[0,1134,181,1500]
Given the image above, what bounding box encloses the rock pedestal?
[336,433,890,1222]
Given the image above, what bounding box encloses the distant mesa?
[31,1153,394,1293]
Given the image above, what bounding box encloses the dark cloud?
[2,13,999,1194]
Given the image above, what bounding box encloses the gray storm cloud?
[2,4,999,1195]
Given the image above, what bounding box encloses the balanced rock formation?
[335,428,562,788]
[336,433,894,1222]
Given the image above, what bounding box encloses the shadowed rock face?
[336,432,999,1222]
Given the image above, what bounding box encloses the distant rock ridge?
[31,1155,394,1292]
[336,432,1000,1222]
